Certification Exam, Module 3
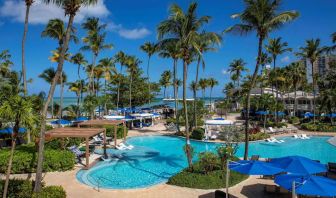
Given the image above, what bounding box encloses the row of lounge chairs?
[266,126,298,134]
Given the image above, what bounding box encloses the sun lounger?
[119,142,134,149]
[165,122,178,132]
[300,134,310,139]
[266,137,284,143]
[268,127,279,134]
[328,162,336,174]
[68,145,85,163]
[250,155,260,161]
[293,134,299,139]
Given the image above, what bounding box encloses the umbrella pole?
[226,160,230,198]
[292,181,296,198]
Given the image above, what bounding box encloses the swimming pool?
[77,135,336,189]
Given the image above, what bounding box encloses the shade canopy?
[103,115,125,120]
[275,111,286,116]
[51,119,71,125]
[270,156,327,175]
[131,113,154,118]
[205,119,234,125]
[229,160,284,175]
[73,117,89,122]
[255,111,269,115]
[275,174,336,197]
[327,113,336,118]
[0,127,27,134]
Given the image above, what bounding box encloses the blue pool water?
[77,135,336,189]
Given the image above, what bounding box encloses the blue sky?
[0,0,335,98]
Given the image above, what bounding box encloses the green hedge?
[191,128,205,140]
[0,179,66,198]
[168,161,247,189]
[301,123,336,132]
[0,144,75,174]
[104,125,128,139]
[249,132,270,141]
[288,116,300,124]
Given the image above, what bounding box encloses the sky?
[0,0,335,98]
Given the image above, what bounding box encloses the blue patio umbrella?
[275,111,286,116]
[327,113,336,118]
[0,127,27,134]
[255,110,268,115]
[73,117,89,122]
[214,118,225,120]
[275,174,336,197]
[51,119,71,125]
[229,160,284,175]
[269,156,327,175]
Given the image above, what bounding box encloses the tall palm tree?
[38,67,56,118]
[225,0,298,160]
[159,70,172,98]
[296,39,323,124]
[81,17,112,95]
[199,78,208,99]
[98,58,116,114]
[289,62,305,116]
[140,42,157,103]
[0,95,37,198]
[158,40,181,119]
[228,59,247,88]
[189,81,199,129]
[157,2,211,168]
[125,56,141,109]
[70,53,87,110]
[115,51,127,110]
[68,80,81,117]
[22,0,34,96]
[265,37,291,123]
[35,0,98,192]
[207,78,218,112]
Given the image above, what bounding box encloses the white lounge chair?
[116,144,128,150]
[293,134,299,139]
[300,134,310,139]
[266,138,276,143]
[266,137,284,143]
[268,127,278,134]
[119,142,134,149]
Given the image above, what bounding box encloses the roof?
[45,127,105,138]
[77,119,124,126]
[205,120,234,125]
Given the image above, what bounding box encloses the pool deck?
[5,115,336,198]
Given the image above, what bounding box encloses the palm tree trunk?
[173,59,177,118]
[294,84,297,117]
[129,75,132,109]
[58,74,64,128]
[90,54,97,95]
[244,36,264,160]
[22,4,30,97]
[116,65,123,110]
[163,87,166,98]
[2,122,19,198]
[147,56,151,104]
[193,90,197,129]
[210,88,213,112]
[104,78,107,115]
[311,61,316,125]
[194,57,201,128]
[34,13,75,193]
[77,64,81,117]
[76,93,80,118]
[274,57,279,125]
[51,96,54,118]
[183,60,192,168]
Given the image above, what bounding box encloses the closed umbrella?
[275,174,336,197]
[270,156,327,175]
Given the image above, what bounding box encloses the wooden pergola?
[45,127,107,169]
[77,120,126,147]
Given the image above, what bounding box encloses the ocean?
[53,97,224,108]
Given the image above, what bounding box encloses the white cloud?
[0,0,110,24]
[107,22,151,40]
[281,56,290,63]
[222,69,229,75]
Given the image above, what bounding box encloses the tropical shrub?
[46,137,83,150]
[249,132,270,141]
[288,116,300,124]
[301,122,336,132]
[198,152,220,174]
[105,125,128,139]
[0,179,66,198]
[0,144,75,174]
[191,128,205,140]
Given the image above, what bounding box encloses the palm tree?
[207,78,218,112]
[125,56,141,109]
[68,80,81,117]
[0,95,37,198]
[159,70,172,98]
[38,67,56,118]
[199,78,208,99]
[189,81,199,129]
[35,0,98,192]
[21,0,34,96]
[98,58,116,114]
[58,71,67,121]
[158,2,211,168]
[265,37,291,122]
[70,53,87,110]
[225,0,298,160]
[228,59,247,88]
[296,39,323,124]
[289,62,305,116]
[0,50,13,77]
[115,51,127,110]
[140,42,157,103]
[81,17,112,95]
